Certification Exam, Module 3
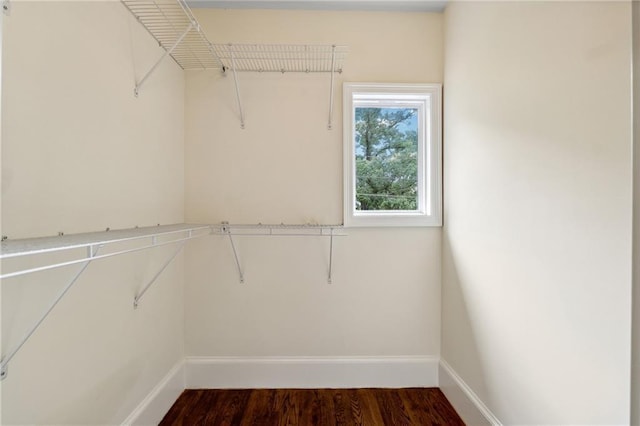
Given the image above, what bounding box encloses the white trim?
[122,360,186,426]
[439,359,502,426]
[185,356,438,389]
[123,356,502,424]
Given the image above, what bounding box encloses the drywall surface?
[0,6,4,424]
[632,1,639,424]
[185,10,443,361]
[442,2,632,424]
[1,2,185,424]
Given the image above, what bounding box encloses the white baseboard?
[124,356,496,425]
[122,360,186,426]
[439,359,502,426]
[185,356,439,389]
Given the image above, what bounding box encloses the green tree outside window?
[354,107,418,211]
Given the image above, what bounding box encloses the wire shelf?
[213,223,346,237]
[0,222,346,379]
[0,224,211,259]
[122,0,221,70]
[211,44,348,73]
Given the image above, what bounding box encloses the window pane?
[354,107,419,211]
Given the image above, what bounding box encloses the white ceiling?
[187,0,448,12]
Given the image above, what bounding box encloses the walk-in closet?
[1,0,638,424]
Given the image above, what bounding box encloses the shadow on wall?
[441,232,492,422]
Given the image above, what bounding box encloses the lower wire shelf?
[0,223,212,381]
[212,222,345,284]
[0,222,346,381]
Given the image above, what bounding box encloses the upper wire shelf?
[119,1,347,127]
[211,44,348,73]
[122,0,222,71]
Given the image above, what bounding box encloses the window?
[343,83,442,227]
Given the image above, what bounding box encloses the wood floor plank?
[212,389,252,425]
[318,389,337,426]
[271,389,299,426]
[329,390,348,426]
[296,389,320,426]
[374,388,408,426]
[348,389,369,426]
[240,389,278,425]
[159,388,465,426]
[238,390,263,426]
[353,388,385,426]
[175,389,215,425]
[399,388,437,426]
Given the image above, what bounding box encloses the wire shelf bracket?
[229,49,245,130]
[221,222,244,283]
[134,22,193,97]
[134,239,187,308]
[121,0,222,96]
[214,222,345,284]
[1,244,101,381]
[211,43,348,129]
[0,224,211,380]
[327,45,337,130]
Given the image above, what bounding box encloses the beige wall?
[632,1,639,423]
[184,10,443,358]
[0,4,5,423]
[0,4,4,423]
[1,2,185,424]
[442,2,632,424]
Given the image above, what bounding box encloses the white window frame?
[343,83,442,227]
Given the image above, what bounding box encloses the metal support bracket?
[222,222,244,283]
[327,45,336,130]
[215,223,343,284]
[134,238,187,308]
[2,0,10,15]
[0,244,101,381]
[328,229,334,284]
[134,22,193,97]
[229,47,246,129]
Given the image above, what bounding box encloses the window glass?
[355,106,419,211]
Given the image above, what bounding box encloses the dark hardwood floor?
[159,388,465,425]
